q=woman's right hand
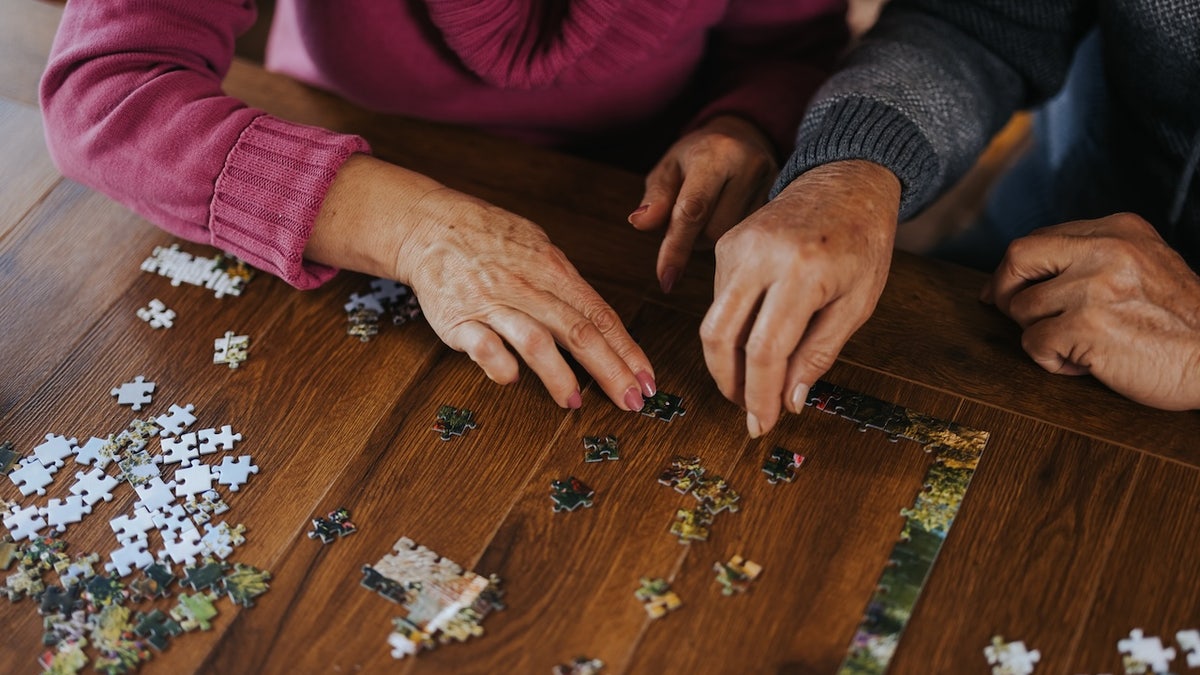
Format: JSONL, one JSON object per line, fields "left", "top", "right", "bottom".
{"left": 307, "top": 155, "right": 657, "bottom": 411}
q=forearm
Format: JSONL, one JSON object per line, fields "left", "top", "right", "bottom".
{"left": 40, "top": 0, "right": 369, "bottom": 289}
{"left": 775, "top": 0, "right": 1092, "bottom": 217}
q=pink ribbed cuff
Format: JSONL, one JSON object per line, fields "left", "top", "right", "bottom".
{"left": 209, "top": 115, "right": 372, "bottom": 289}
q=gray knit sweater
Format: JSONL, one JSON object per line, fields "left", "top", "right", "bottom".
{"left": 777, "top": 0, "right": 1200, "bottom": 266}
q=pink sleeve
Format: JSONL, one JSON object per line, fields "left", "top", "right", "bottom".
{"left": 39, "top": 0, "right": 371, "bottom": 289}
{"left": 689, "top": 0, "right": 849, "bottom": 158}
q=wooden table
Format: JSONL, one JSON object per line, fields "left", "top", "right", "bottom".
{"left": 3, "top": 2, "right": 1198, "bottom": 673}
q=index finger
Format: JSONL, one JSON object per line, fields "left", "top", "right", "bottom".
{"left": 986, "top": 234, "right": 1079, "bottom": 314}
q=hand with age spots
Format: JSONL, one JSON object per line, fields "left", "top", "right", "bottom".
{"left": 627, "top": 115, "right": 779, "bottom": 294}
{"left": 982, "top": 213, "right": 1200, "bottom": 410}
{"left": 306, "top": 155, "right": 657, "bottom": 412}
{"left": 700, "top": 159, "right": 900, "bottom": 437}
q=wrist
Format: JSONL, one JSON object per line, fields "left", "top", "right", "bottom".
{"left": 305, "top": 154, "right": 446, "bottom": 282}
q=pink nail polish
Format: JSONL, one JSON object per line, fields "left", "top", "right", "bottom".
{"left": 624, "top": 386, "right": 644, "bottom": 412}
{"left": 661, "top": 266, "right": 679, "bottom": 295}
{"left": 567, "top": 390, "right": 582, "bottom": 410}
{"left": 636, "top": 371, "right": 657, "bottom": 397}
{"left": 629, "top": 204, "right": 649, "bottom": 218}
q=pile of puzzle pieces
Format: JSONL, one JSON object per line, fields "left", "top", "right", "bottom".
{"left": 657, "top": 455, "right": 741, "bottom": 544}
{"left": 344, "top": 278, "right": 423, "bottom": 341}
{"left": 2, "top": 382, "right": 270, "bottom": 672}
{"left": 359, "top": 536, "right": 505, "bottom": 659}
{"left": 141, "top": 244, "right": 254, "bottom": 299}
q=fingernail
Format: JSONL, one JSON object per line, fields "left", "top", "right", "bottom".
{"left": 747, "top": 412, "right": 763, "bottom": 439}
{"left": 566, "top": 390, "right": 582, "bottom": 410}
{"left": 661, "top": 266, "right": 679, "bottom": 295}
{"left": 628, "top": 204, "right": 649, "bottom": 221}
{"left": 790, "top": 382, "right": 811, "bottom": 413}
{"left": 624, "top": 386, "right": 644, "bottom": 412}
{"left": 635, "top": 371, "right": 657, "bottom": 397}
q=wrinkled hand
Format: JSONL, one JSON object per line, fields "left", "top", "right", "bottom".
{"left": 982, "top": 213, "right": 1200, "bottom": 410}
{"left": 628, "top": 115, "right": 778, "bottom": 294}
{"left": 701, "top": 160, "right": 900, "bottom": 437}
{"left": 308, "top": 155, "right": 656, "bottom": 411}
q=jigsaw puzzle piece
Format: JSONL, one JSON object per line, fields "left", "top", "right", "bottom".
{"left": 69, "top": 468, "right": 120, "bottom": 507}
{"left": 3, "top": 503, "right": 48, "bottom": 541}
{"left": 158, "top": 527, "right": 205, "bottom": 567}
{"left": 155, "top": 404, "right": 197, "bottom": 437}
{"left": 173, "top": 461, "right": 217, "bottom": 497}
{"left": 110, "top": 376, "right": 156, "bottom": 411}
{"left": 33, "top": 434, "right": 78, "bottom": 468}
{"left": 215, "top": 455, "right": 258, "bottom": 491}
{"left": 105, "top": 537, "right": 155, "bottom": 577}
{"left": 133, "top": 609, "right": 183, "bottom": 651}
{"left": 9, "top": 458, "right": 56, "bottom": 496}
{"left": 133, "top": 476, "right": 178, "bottom": 513}
{"left": 40, "top": 496, "right": 93, "bottom": 533}
{"left": 196, "top": 425, "right": 242, "bottom": 454}
{"left": 110, "top": 507, "right": 157, "bottom": 544}
{"left": 72, "top": 436, "right": 112, "bottom": 470}
{"left": 159, "top": 433, "right": 199, "bottom": 465}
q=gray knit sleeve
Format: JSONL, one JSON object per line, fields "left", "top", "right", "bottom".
{"left": 774, "top": 1, "right": 1094, "bottom": 220}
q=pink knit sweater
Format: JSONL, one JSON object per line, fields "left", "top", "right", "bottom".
{"left": 41, "top": 0, "right": 846, "bottom": 288}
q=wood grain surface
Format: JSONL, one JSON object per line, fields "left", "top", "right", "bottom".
{"left": 1, "top": 2, "right": 1197, "bottom": 674}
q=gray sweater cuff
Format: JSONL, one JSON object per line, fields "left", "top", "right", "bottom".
{"left": 771, "top": 96, "right": 941, "bottom": 221}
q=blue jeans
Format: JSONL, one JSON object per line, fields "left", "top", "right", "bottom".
{"left": 932, "top": 31, "right": 1123, "bottom": 271}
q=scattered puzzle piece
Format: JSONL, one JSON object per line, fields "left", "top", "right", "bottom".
{"left": 136, "top": 298, "right": 176, "bottom": 329}
{"left": 640, "top": 391, "right": 686, "bottom": 422}
{"left": 308, "top": 508, "right": 356, "bottom": 544}
{"left": 33, "top": 434, "right": 77, "bottom": 469}
{"left": 433, "top": 405, "right": 477, "bottom": 441}
{"left": 9, "top": 458, "right": 56, "bottom": 497}
{"left": 213, "top": 331, "right": 250, "bottom": 368}
{"left": 713, "top": 555, "right": 762, "bottom": 595}
{"left": 181, "top": 560, "right": 229, "bottom": 594}
{"left": 158, "top": 527, "right": 204, "bottom": 566}
{"left": 159, "top": 433, "right": 200, "bottom": 465}
{"left": 133, "top": 608, "right": 183, "bottom": 651}
{"left": 128, "top": 563, "right": 176, "bottom": 602}
{"left": 669, "top": 507, "right": 712, "bottom": 544}
{"left": 69, "top": 468, "right": 119, "bottom": 507}
{"left": 692, "top": 476, "right": 740, "bottom": 515}
{"left": 657, "top": 456, "right": 704, "bottom": 494}
{"left": 174, "top": 461, "right": 217, "bottom": 497}
{"left": 199, "top": 521, "right": 246, "bottom": 560}
{"left": 1118, "top": 629, "right": 1175, "bottom": 674}
{"left": 984, "top": 635, "right": 1041, "bottom": 675}
{"left": 215, "top": 455, "right": 258, "bottom": 491}
{"left": 82, "top": 574, "right": 128, "bottom": 612}
{"left": 222, "top": 563, "right": 271, "bottom": 607}
{"left": 171, "top": 592, "right": 218, "bottom": 631}
{"left": 583, "top": 434, "right": 620, "bottom": 462}
{"left": 3, "top": 503, "right": 48, "bottom": 540}
{"left": 105, "top": 536, "right": 154, "bottom": 577}
{"left": 71, "top": 437, "right": 111, "bottom": 470}
{"left": 1177, "top": 629, "right": 1200, "bottom": 668}
{"left": 635, "top": 577, "right": 681, "bottom": 619}
{"left": 155, "top": 404, "right": 197, "bottom": 437}
{"left": 0, "top": 441, "right": 20, "bottom": 474}
{"left": 553, "top": 656, "right": 606, "bottom": 675}
{"left": 196, "top": 425, "right": 241, "bottom": 454}
{"left": 551, "top": 477, "right": 595, "bottom": 512}
{"left": 40, "top": 497, "right": 93, "bottom": 533}
{"left": 5, "top": 565, "right": 46, "bottom": 601}
{"left": 111, "top": 376, "right": 156, "bottom": 411}
{"left": 762, "top": 446, "right": 805, "bottom": 484}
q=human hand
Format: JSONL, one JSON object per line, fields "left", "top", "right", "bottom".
{"left": 982, "top": 213, "right": 1200, "bottom": 410}
{"left": 307, "top": 156, "right": 656, "bottom": 411}
{"left": 700, "top": 160, "right": 900, "bottom": 437}
{"left": 628, "top": 115, "right": 778, "bottom": 294}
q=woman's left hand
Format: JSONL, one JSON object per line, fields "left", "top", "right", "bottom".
{"left": 628, "top": 114, "right": 778, "bottom": 294}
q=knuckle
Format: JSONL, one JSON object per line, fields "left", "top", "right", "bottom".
{"left": 566, "top": 317, "right": 601, "bottom": 350}
{"left": 794, "top": 347, "right": 838, "bottom": 377}
{"left": 744, "top": 334, "right": 789, "bottom": 366}
{"left": 675, "top": 195, "right": 711, "bottom": 226}
{"left": 584, "top": 303, "right": 622, "bottom": 336}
